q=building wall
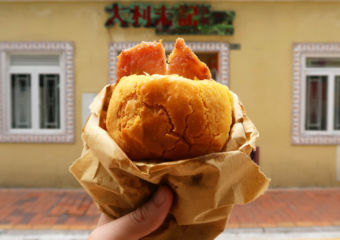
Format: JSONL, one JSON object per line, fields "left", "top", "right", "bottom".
{"left": 0, "top": 1, "right": 339, "bottom": 187}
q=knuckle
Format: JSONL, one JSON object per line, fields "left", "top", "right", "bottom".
{"left": 129, "top": 206, "right": 148, "bottom": 224}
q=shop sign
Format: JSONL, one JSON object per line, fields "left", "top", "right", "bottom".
{"left": 104, "top": 3, "right": 235, "bottom": 35}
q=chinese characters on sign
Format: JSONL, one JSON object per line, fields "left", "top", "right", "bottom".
{"left": 105, "top": 3, "right": 235, "bottom": 35}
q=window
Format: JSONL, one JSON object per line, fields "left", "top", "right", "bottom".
{"left": 0, "top": 42, "right": 74, "bottom": 143}
{"left": 10, "top": 55, "right": 61, "bottom": 131}
{"left": 292, "top": 43, "right": 340, "bottom": 144}
{"left": 109, "top": 41, "right": 230, "bottom": 85}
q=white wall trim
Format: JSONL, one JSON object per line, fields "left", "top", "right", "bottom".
{"left": 337, "top": 146, "right": 340, "bottom": 181}
{"left": 0, "top": 41, "right": 74, "bottom": 143}
{"left": 108, "top": 41, "right": 230, "bottom": 86}
{"left": 292, "top": 43, "right": 340, "bottom": 145}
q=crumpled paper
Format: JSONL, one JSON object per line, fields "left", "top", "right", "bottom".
{"left": 70, "top": 84, "right": 269, "bottom": 240}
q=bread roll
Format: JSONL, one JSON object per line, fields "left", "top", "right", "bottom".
{"left": 106, "top": 74, "right": 233, "bottom": 162}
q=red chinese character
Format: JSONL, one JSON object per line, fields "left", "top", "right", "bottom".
{"left": 178, "top": 5, "right": 189, "bottom": 26}
{"left": 200, "top": 5, "right": 210, "bottom": 25}
{"left": 131, "top": 5, "right": 152, "bottom": 27}
{"left": 132, "top": 5, "right": 142, "bottom": 26}
{"left": 105, "top": 3, "right": 128, "bottom": 27}
{"left": 155, "top": 6, "right": 172, "bottom": 27}
{"left": 143, "top": 6, "right": 152, "bottom": 27}
{"left": 178, "top": 5, "right": 198, "bottom": 26}
{"left": 188, "top": 6, "right": 198, "bottom": 26}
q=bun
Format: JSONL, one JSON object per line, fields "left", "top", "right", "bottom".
{"left": 106, "top": 74, "right": 233, "bottom": 161}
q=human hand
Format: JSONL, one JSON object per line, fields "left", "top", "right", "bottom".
{"left": 88, "top": 186, "right": 173, "bottom": 240}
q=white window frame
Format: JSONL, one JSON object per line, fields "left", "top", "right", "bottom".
{"left": 0, "top": 42, "right": 74, "bottom": 143}
{"left": 292, "top": 43, "right": 340, "bottom": 144}
{"left": 108, "top": 41, "right": 230, "bottom": 86}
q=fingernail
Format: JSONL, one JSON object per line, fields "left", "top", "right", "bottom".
{"left": 153, "top": 187, "right": 167, "bottom": 207}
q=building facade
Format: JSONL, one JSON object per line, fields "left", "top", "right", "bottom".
{"left": 1, "top": 0, "right": 340, "bottom": 188}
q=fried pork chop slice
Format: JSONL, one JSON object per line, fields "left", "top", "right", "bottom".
{"left": 167, "top": 38, "right": 212, "bottom": 80}
{"left": 116, "top": 41, "right": 166, "bottom": 82}
{"left": 116, "top": 38, "right": 211, "bottom": 82}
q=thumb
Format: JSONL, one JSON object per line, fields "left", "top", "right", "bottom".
{"left": 89, "top": 186, "right": 173, "bottom": 240}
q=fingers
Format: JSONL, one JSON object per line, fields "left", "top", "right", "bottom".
{"left": 88, "top": 186, "right": 173, "bottom": 240}
{"left": 122, "top": 186, "right": 173, "bottom": 238}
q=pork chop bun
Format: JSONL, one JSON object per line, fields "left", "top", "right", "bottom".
{"left": 106, "top": 39, "right": 233, "bottom": 162}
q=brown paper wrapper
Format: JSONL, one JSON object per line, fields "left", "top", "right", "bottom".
{"left": 70, "top": 84, "right": 270, "bottom": 240}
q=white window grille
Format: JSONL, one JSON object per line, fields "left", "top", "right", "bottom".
{"left": 292, "top": 43, "right": 340, "bottom": 144}
{"left": 0, "top": 42, "right": 74, "bottom": 143}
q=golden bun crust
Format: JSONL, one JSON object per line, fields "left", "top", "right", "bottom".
{"left": 106, "top": 74, "right": 233, "bottom": 162}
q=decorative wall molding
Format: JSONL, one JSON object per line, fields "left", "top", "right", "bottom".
{"left": 292, "top": 42, "right": 340, "bottom": 145}
{"left": 1, "top": 0, "right": 338, "bottom": 2}
{"left": 109, "top": 41, "right": 230, "bottom": 86}
{"left": 0, "top": 41, "right": 74, "bottom": 143}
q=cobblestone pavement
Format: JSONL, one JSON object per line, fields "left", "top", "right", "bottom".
{"left": 0, "top": 188, "right": 339, "bottom": 231}
{"left": 228, "top": 188, "right": 340, "bottom": 229}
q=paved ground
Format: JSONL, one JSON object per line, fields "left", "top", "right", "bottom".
{"left": 228, "top": 188, "right": 340, "bottom": 228}
{"left": 217, "top": 227, "right": 340, "bottom": 240}
{"left": 0, "top": 188, "right": 340, "bottom": 239}
{"left": 0, "top": 229, "right": 90, "bottom": 240}
{"left": 0, "top": 189, "right": 97, "bottom": 230}
{"left": 1, "top": 227, "right": 340, "bottom": 240}
{"left": 1, "top": 188, "right": 340, "bottom": 230}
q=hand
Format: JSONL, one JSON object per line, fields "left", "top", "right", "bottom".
{"left": 88, "top": 186, "right": 173, "bottom": 240}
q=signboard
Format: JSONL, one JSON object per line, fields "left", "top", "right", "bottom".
{"left": 105, "top": 3, "right": 235, "bottom": 35}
